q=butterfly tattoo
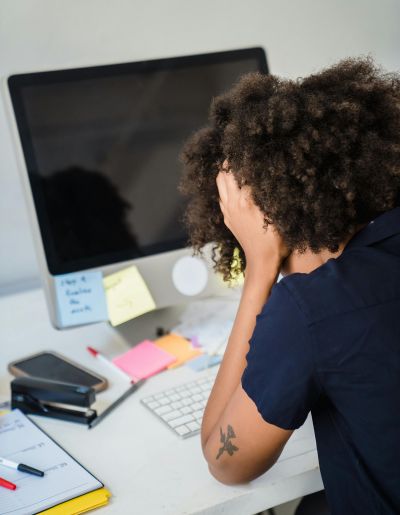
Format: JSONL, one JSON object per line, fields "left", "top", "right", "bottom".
{"left": 216, "top": 424, "right": 239, "bottom": 460}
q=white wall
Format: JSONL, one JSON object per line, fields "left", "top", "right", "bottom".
{"left": 1, "top": 0, "right": 399, "bottom": 294}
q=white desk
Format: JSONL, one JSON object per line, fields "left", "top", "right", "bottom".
{"left": 0, "top": 288, "right": 323, "bottom": 514}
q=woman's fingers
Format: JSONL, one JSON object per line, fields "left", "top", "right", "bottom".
{"left": 223, "top": 170, "right": 240, "bottom": 197}
{"left": 219, "top": 200, "right": 231, "bottom": 229}
{"left": 217, "top": 169, "right": 242, "bottom": 204}
{"left": 216, "top": 172, "right": 228, "bottom": 206}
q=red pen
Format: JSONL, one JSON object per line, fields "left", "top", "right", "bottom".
{"left": 0, "top": 476, "right": 17, "bottom": 490}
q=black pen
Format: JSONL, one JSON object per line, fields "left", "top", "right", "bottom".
{"left": 0, "top": 457, "right": 44, "bottom": 477}
{"left": 88, "top": 379, "right": 146, "bottom": 429}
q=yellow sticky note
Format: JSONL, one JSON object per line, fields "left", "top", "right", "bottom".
{"left": 103, "top": 265, "right": 156, "bottom": 326}
{"left": 155, "top": 333, "right": 202, "bottom": 369}
{"left": 38, "top": 487, "right": 111, "bottom": 514}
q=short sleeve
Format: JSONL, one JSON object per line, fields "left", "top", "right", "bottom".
{"left": 241, "top": 281, "right": 320, "bottom": 430}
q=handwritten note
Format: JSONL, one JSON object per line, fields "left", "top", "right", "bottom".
{"left": 54, "top": 271, "right": 108, "bottom": 327}
{"left": 103, "top": 265, "right": 156, "bottom": 326}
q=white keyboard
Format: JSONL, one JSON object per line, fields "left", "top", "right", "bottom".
{"left": 141, "top": 374, "right": 216, "bottom": 438}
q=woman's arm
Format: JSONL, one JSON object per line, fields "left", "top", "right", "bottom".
{"left": 201, "top": 261, "right": 279, "bottom": 449}
{"left": 200, "top": 169, "right": 291, "bottom": 483}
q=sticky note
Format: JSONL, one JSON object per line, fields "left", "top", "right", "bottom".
{"left": 186, "top": 353, "right": 222, "bottom": 372}
{"left": 190, "top": 335, "right": 202, "bottom": 348}
{"left": 112, "top": 340, "right": 176, "bottom": 380}
{"left": 155, "top": 333, "right": 202, "bottom": 369}
{"left": 103, "top": 265, "right": 156, "bottom": 326}
{"left": 54, "top": 271, "right": 108, "bottom": 327}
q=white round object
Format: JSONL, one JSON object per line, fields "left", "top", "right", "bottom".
{"left": 172, "top": 256, "right": 208, "bottom": 296}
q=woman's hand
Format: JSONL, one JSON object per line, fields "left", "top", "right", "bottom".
{"left": 216, "top": 166, "right": 288, "bottom": 270}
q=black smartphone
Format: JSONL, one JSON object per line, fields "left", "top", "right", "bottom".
{"left": 8, "top": 351, "right": 108, "bottom": 392}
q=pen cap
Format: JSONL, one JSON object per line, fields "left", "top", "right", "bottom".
{"left": 11, "top": 377, "right": 96, "bottom": 407}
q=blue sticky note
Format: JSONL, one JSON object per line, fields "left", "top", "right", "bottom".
{"left": 186, "top": 354, "right": 222, "bottom": 372}
{"left": 54, "top": 271, "right": 108, "bottom": 327}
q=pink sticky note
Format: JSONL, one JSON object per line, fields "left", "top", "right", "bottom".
{"left": 112, "top": 340, "right": 176, "bottom": 380}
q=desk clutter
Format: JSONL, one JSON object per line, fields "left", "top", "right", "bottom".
{"left": 0, "top": 410, "right": 111, "bottom": 514}
{"left": 1, "top": 291, "right": 241, "bottom": 514}
{"left": 7, "top": 288, "right": 240, "bottom": 429}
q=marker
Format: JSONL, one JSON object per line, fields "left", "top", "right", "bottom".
{"left": 87, "top": 346, "right": 139, "bottom": 383}
{"left": 0, "top": 457, "right": 44, "bottom": 477}
{"left": 0, "top": 477, "right": 16, "bottom": 490}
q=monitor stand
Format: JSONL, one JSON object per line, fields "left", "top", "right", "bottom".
{"left": 112, "top": 302, "right": 189, "bottom": 346}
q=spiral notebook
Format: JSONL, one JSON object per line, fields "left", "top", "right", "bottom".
{"left": 0, "top": 410, "right": 107, "bottom": 515}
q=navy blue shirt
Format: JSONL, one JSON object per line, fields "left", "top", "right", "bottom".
{"left": 242, "top": 207, "right": 400, "bottom": 514}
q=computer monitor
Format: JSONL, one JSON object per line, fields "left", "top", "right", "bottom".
{"left": 5, "top": 47, "right": 268, "bottom": 329}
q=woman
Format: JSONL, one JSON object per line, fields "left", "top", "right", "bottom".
{"left": 180, "top": 57, "right": 400, "bottom": 514}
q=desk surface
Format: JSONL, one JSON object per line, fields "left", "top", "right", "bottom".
{"left": 0, "top": 288, "right": 323, "bottom": 515}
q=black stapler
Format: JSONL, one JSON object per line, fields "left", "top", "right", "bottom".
{"left": 11, "top": 376, "right": 97, "bottom": 425}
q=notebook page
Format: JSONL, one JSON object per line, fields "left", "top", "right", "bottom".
{"left": 0, "top": 410, "right": 102, "bottom": 515}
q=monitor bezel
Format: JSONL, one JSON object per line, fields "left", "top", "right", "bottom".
{"left": 7, "top": 47, "right": 268, "bottom": 275}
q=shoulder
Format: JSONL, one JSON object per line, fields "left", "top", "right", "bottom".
{"left": 251, "top": 279, "right": 310, "bottom": 353}
{"left": 278, "top": 247, "right": 399, "bottom": 325}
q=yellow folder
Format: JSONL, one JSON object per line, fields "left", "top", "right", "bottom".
{"left": 38, "top": 487, "right": 111, "bottom": 514}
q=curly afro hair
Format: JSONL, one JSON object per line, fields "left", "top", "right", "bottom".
{"left": 179, "top": 57, "right": 400, "bottom": 281}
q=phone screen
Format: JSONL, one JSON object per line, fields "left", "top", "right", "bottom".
{"left": 13, "top": 353, "right": 103, "bottom": 387}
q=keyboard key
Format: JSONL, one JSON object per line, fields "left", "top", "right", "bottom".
{"left": 187, "top": 421, "right": 200, "bottom": 431}
{"left": 155, "top": 405, "right": 172, "bottom": 415}
{"left": 193, "top": 410, "right": 203, "bottom": 419}
{"left": 162, "top": 410, "right": 182, "bottom": 422}
{"left": 147, "top": 401, "right": 160, "bottom": 409}
{"left": 176, "top": 425, "right": 191, "bottom": 436}
{"left": 170, "top": 394, "right": 181, "bottom": 401}
{"left": 159, "top": 397, "right": 170, "bottom": 405}
{"left": 181, "top": 406, "right": 192, "bottom": 415}
{"left": 169, "top": 414, "right": 195, "bottom": 428}
{"left": 171, "top": 401, "right": 183, "bottom": 409}
{"left": 192, "top": 394, "right": 203, "bottom": 402}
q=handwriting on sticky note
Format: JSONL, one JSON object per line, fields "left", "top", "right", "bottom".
{"left": 54, "top": 271, "right": 108, "bottom": 327}
{"left": 103, "top": 265, "right": 156, "bottom": 326}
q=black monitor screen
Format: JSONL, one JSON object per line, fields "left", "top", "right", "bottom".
{"left": 8, "top": 48, "right": 268, "bottom": 274}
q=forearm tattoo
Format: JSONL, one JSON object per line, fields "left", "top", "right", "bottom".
{"left": 216, "top": 424, "right": 239, "bottom": 460}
